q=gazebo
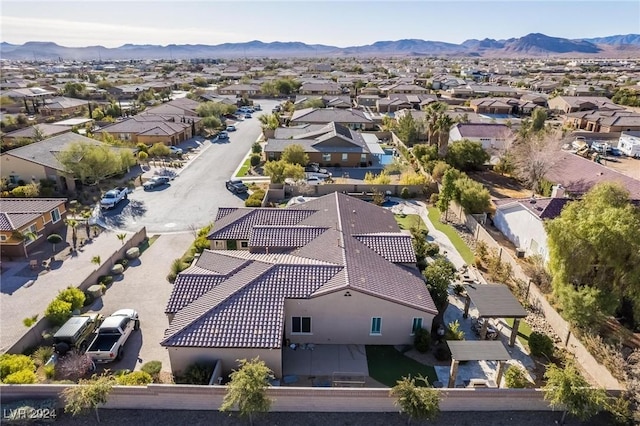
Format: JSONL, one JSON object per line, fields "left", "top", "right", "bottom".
{"left": 447, "top": 340, "right": 511, "bottom": 388}
{"left": 463, "top": 284, "right": 528, "bottom": 347}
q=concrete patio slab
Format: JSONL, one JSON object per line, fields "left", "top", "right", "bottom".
{"left": 283, "top": 344, "right": 369, "bottom": 377}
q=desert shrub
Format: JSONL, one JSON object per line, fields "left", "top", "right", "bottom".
{"left": 115, "top": 258, "right": 129, "bottom": 269}
{"left": 430, "top": 161, "right": 450, "bottom": 181}
{"left": 414, "top": 328, "right": 432, "bottom": 353}
{"left": 429, "top": 193, "right": 439, "bottom": 204}
{"left": 43, "top": 364, "right": 56, "bottom": 379}
{"left": 434, "top": 345, "right": 451, "bottom": 361}
{"left": 581, "top": 333, "right": 627, "bottom": 382}
{"left": 98, "top": 275, "right": 113, "bottom": 285}
{"left": 504, "top": 365, "right": 530, "bottom": 388}
{"left": 141, "top": 361, "right": 162, "bottom": 381}
{"left": 44, "top": 299, "right": 72, "bottom": 326}
{"left": 57, "top": 287, "right": 85, "bottom": 311}
{"left": 83, "top": 291, "right": 95, "bottom": 307}
{"left": 167, "top": 258, "right": 188, "bottom": 283}
{"left": 116, "top": 371, "right": 153, "bottom": 386}
{"left": 528, "top": 332, "right": 554, "bottom": 358}
{"left": 0, "top": 354, "right": 35, "bottom": 380}
{"left": 245, "top": 189, "right": 265, "bottom": 207}
{"left": 522, "top": 255, "right": 552, "bottom": 293}
{"left": 250, "top": 154, "right": 261, "bottom": 167}
{"left": 400, "top": 187, "right": 410, "bottom": 199}
{"left": 425, "top": 242, "right": 440, "bottom": 257}
{"left": 251, "top": 142, "right": 262, "bottom": 154}
{"left": 179, "top": 362, "right": 213, "bottom": 385}
{"left": 3, "top": 369, "right": 38, "bottom": 384}
{"left": 445, "top": 320, "right": 465, "bottom": 341}
{"left": 192, "top": 236, "right": 209, "bottom": 254}
{"left": 55, "top": 351, "right": 94, "bottom": 381}
{"left": 32, "top": 346, "right": 54, "bottom": 367}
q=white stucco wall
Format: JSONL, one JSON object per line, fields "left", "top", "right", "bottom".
{"left": 167, "top": 346, "right": 282, "bottom": 378}
{"left": 494, "top": 205, "right": 549, "bottom": 261}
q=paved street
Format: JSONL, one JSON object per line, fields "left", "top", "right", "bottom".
{"left": 100, "top": 99, "right": 281, "bottom": 234}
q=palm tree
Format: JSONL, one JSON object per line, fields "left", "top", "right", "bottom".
{"left": 65, "top": 218, "right": 79, "bottom": 249}
{"left": 423, "top": 102, "right": 447, "bottom": 145}
{"left": 116, "top": 233, "right": 127, "bottom": 245}
{"left": 435, "top": 114, "right": 454, "bottom": 158}
{"left": 91, "top": 256, "right": 101, "bottom": 267}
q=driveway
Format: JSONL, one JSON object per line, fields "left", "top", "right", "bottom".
{"left": 88, "top": 232, "right": 193, "bottom": 374}
{"left": 99, "top": 99, "right": 281, "bottom": 234}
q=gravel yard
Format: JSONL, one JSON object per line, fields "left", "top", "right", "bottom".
{"left": 49, "top": 409, "right": 614, "bottom": 425}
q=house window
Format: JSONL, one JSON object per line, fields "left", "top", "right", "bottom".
{"left": 51, "top": 208, "right": 61, "bottom": 223}
{"left": 360, "top": 154, "right": 368, "bottom": 162}
{"left": 291, "top": 316, "right": 311, "bottom": 334}
{"left": 341, "top": 153, "right": 348, "bottom": 162}
{"left": 411, "top": 318, "right": 423, "bottom": 335}
{"left": 240, "top": 241, "right": 248, "bottom": 248}
{"left": 0, "top": 235, "right": 6, "bottom": 241}
{"left": 322, "top": 153, "right": 331, "bottom": 162}
{"left": 371, "top": 317, "right": 382, "bottom": 335}
{"left": 23, "top": 224, "right": 38, "bottom": 245}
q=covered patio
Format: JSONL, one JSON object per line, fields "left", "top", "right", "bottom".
{"left": 282, "top": 344, "right": 369, "bottom": 386}
{"left": 463, "top": 284, "right": 528, "bottom": 346}
{"left": 446, "top": 340, "right": 511, "bottom": 388}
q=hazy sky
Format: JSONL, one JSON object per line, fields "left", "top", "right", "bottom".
{"left": 2, "top": 0, "right": 639, "bottom": 48}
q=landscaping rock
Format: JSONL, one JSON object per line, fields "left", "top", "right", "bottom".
{"left": 126, "top": 247, "right": 140, "bottom": 260}
{"left": 111, "top": 263, "right": 124, "bottom": 275}
{"left": 87, "top": 284, "right": 103, "bottom": 299}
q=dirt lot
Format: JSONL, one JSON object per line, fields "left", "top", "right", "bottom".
{"left": 467, "top": 171, "right": 531, "bottom": 200}
{"left": 599, "top": 156, "right": 640, "bottom": 180}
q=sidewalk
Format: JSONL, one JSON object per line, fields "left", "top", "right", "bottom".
{"left": 387, "top": 198, "right": 467, "bottom": 269}
{"left": 0, "top": 228, "right": 131, "bottom": 352}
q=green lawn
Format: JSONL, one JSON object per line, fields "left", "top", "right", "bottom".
{"left": 236, "top": 157, "right": 252, "bottom": 177}
{"left": 427, "top": 207, "right": 475, "bottom": 264}
{"left": 366, "top": 345, "right": 438, "bottom": 387}
{"left": 394, "top": 214, "right": 426, "bottom": 231}
{"left": 505, "top": 318, "right": 533, "bottom": 348}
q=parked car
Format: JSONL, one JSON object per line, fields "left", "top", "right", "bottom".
{"left": 245, "top": 113, "right": 252, "bottom": 119}
{"left": 306, "top": 176, "right": 322, "bottom": 186}
{"left": 85, "top": 309, "right": 139, "bottom": 364}
{"left": 305, "top": 162, "right": 329, "bottom": 175}
{"left": 226, "top": 179, "right": 248, "bottom": 194}
{"left": 143, "top": 176, "right": 170, "bottom": 190}
{"left": 253, "top": 104, "right": 261, "bottom": 111}
{"left": 53, "top": 313, "right": 104, "bottom": 355}
{"left": 169, "top": 146, "right": 183, "bottom": 155}
{"left": 100, "top": 187, "right": 128, "bottom": 210}
{"left": 226, "top": 125, "right": 236, "bottom": 132}
{"left": 218, "top": 131, "right": 229, "bottom": 139}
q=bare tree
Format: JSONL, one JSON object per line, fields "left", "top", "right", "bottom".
{"left": 510, "top": 129, "right": 563, "bottom": 194}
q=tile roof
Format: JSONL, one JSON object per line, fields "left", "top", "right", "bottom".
{"left": 494, "top": 197, "right": 572, "bottom": 220}
{"left": 353, "top": 233, "right": 416, "bottom": 263}
{"left": 290, "top": 108, "right": 373, "bottom": 124}
{"left": 2, "top": 133, "right": 104, "bottom": 171}
{"left": 164, "top": 192, "right": 437, "bottom": 349}
{"left": 0, "top": 198, "right": 66, "bottom": 230}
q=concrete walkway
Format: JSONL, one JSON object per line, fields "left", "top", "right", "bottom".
{"left": 0, "top": 228, "right": 130, "bottom": 352}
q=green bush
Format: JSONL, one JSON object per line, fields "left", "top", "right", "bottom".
{"left": 44, "top": 299, "right": 72, "bottom": 326}
{"left": 429, "top": 193, "right": 439, "bottom": 204}
{"left": 414, "top": 327, "right": 432, "bottom": 353}
{"left": 43, "top": 364, "right": 56, "bottom": 379}
{"left": 98, "top": 275, "right": 113, "bottom": 285}
{"left": 430, "top": 161, "right": 450, "bottom": 181}
{"left": 179, "top": 362, "right": 213, "bottom": 385}
{"left": 115, "top": 258, "right": 129, "bottom": 269}
{"left": 116, "top": 371, "right": 153, "bottom": 385}
{"left": 504, "top": 365, "right": 529, "bottom": 388}
{"left": 252, "top": 142, "right": 262, "bottom": 154}
{"left": 0, "top": 354, "right": 35, "bottom": 380}
{"left": 445, "top": 140, "right": 489, "bottom": 171}
{"left": 57, "top": 287, "right": 85, "bottom": 311}
{"left": 250, "top": 154, "right": 261, "bottom": 167}
{"left": 425, "top": 242, "right": 440, "bottom": 257}
{"left": 83, "top": 291, "right": 95, "bottom": 307}
{"left": 141, "top": 361, "right": 162, "bottom": 381}
{"left": 3, "top": 369, "right": 38, "bottom": 384}
{"left": 400, "top": 187, "right": 410, "bottom": 199}
{"left": 245, "top": 190, "right": 265, "bottom": 207}
{"left": 528, "top": 332, "right": 554, "bottom": 358}
{"left": 193, "top": 236, "right": 209, "bottom": 254}
{"left": 445, "top": 320, "right": 465, "bottom": 341}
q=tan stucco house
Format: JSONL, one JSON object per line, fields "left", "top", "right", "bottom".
{"left": 0, "top": 198, "right": 67, "bottom": 259}
{"left": 161, "top": 193, "right": 438, "bottom": 378}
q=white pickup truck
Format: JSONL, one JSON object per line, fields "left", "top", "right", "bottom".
{"left": 100, "top": 187, "right": 128, "bottom": 210}
{"left": 85, "top": 309, "right": 139, "bottom": 364}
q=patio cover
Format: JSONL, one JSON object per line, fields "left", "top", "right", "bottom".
{"left": 463, "top": 283, "right": 527, "bottom": 347}
{"left": 361, "top": 133, "right": 385, "bottom": 155}
{"left": 446, "top": 340, "right": 511, "bottom": 388}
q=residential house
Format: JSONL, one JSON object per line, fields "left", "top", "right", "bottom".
{"left": 265, "top": 122, "right": 372, "bottom": 167}
{"left": 2, "top": 124, "right": 72, "bottom": 147}
{"left": 449, "top": 123, "right": 511, "bottom": 150}
{"left": 1, "top": 133, "right": 107, "bottom": 192}
{"left": 376, "top": 94, "right": 438, "bottom": 113}
{"left": 161, "top": 192, "right": 438, "bottom": 377}
{"left": 469, "top": 98, "right": 512, "bottom": 115}
{"left": 493, "top": 195, "right": 571, "bottom": 262}
{"left": 294, "top": 95, "right": 352, "bottom": 109}
{"left": 299, "top": 82, "right": 342, "bottom": 96}
{"left": 289, "top": 108, "right": 375, "bottom": 130}
{"left": 548, "top": 96, "right": 621, "bottom": 115}
{"left": 564, "top": 110, "right": 640, "bottom": 133}
{"left": 0, "top": 198, "right": 67, "bottom": 259}
{"left": 217, "top": 84, "right": 261, "bottom": 97}
{"left": 40, "top": 97, "right": 89, "bottom": 118}
{"left": 380, "top": 83, "right": 430, "bottom": 95}
{"left": 94, "top": 115, "right": 198, "bottom": 146}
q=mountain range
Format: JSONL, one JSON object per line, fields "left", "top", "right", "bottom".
{"left": 1, "top": 33, "right": 639, "bottom": 60}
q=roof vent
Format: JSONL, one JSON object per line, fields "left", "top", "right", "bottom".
{"left": 529, "top": 197, "right": 536, "bottom": 204}
{"left": 352, "top": 210, "right": 356, "bottom": 214}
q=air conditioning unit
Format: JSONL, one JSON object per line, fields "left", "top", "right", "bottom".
{"left": 515, "top": 248, "right": 526, "bottom": 258}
